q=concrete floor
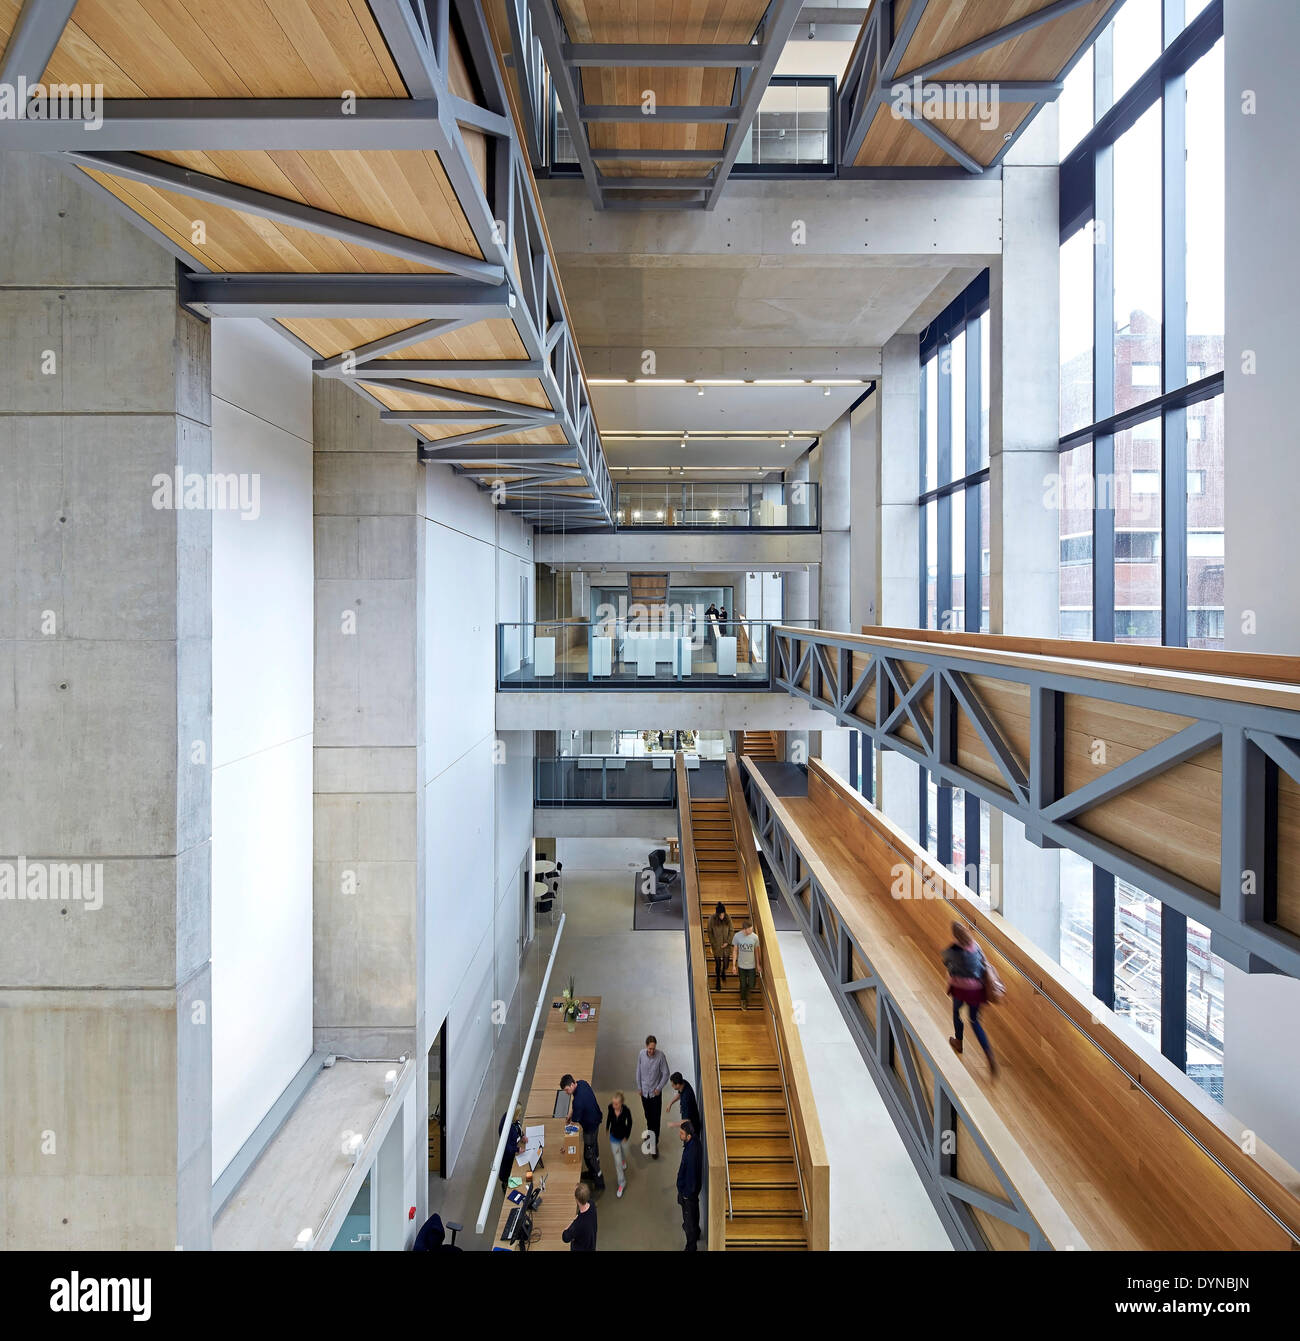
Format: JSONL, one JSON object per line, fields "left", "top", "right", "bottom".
{"left": 429, "top": 867, "right": 696, "bottom": 1251}
{"left": 779, "top": 930, "right": 952, "bottom": 1251}
{"left": 428, "top": 865, "right": 950, "bottom": 1252}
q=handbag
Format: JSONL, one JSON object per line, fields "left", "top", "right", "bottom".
{"left": 982, "top": 961, "right": 1006, "bottom": 1006}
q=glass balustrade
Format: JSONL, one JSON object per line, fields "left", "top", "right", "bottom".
{"left": 497, "top": 618, "right": 814, "bottom": 689}
{"left": 534, "top": 756, "right": 680, "bottom": 806}
{"left": 612, "top": 481, "right": 819, "bottom": 530}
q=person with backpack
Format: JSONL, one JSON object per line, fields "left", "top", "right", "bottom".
{"left": 942, "top": 920, "right": 999, "bottom": 1075}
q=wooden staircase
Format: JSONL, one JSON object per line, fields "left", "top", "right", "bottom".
{"left": 628, "top": 572, "right": 669, "bottom": 616}
{"left": 688, "top": 795, "right": 807, "bottom": 1250}
{"left": 739, "top": 731, "right": 779, "bottom": 761}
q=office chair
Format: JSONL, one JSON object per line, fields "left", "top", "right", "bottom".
{"left": 648, "top": 849, "right": 678, "bottom": 887}
{"left": 536, "top": 893, "right": 556, "bottom": 925}
{"left": 446, "top": 1220, "right": 463, "bottom": 1248}
{"left": 640, "top": 866, "right": 672, "bottom": 905}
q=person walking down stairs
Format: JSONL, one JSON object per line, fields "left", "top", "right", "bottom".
{"left": 730, "top": 917, "right": 762, "bottom": 1010}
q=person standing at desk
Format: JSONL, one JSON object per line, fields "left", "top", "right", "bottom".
{"left": 667, "top": 1071, "right": 700, "bottom": 1136}
{"left": 561, "top": 1073, "right": 605, "bottom": 1190}
{"left": 561, "top": 1183, "right": 598, "bottom": 1251}
{"left": 677, "top": 1121, "right": 702, "bottom": 1251}
{"left": 636, "top": 1035, "right": 671, "bottom": 1158}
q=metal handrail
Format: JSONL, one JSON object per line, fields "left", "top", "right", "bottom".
{"left": 708, "top": 993, "right": 733, "bottom": 1219}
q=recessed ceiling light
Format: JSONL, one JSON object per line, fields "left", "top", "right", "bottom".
{"left": 752, "top": 378, "right": 808, "bottom": 386}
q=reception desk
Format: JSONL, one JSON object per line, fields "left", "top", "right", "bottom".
{"left": 492, "top": 1117, "right": 584, "bottom": 1251}
{"left": 522, "top": 994, "right": 602, "bottom": 1122}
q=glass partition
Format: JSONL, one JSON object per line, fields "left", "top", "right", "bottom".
{"left": 535, "top": 756, "right": 678, "bottom": 807}
{"left": 498, "top": 619, "right": 812, "bottom": 689}
{"left": 613, "top": 481, "right": 819, "bottom": 530}
{"left": 734, "top": 78, "right": 834, "bottom": 168}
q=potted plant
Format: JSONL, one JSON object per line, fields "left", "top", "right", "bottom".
{"left": 564, "top": 999, "right": 579, "bottom": 1033}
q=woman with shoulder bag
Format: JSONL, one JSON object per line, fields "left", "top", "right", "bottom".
{"left": 941, "top": 921, "right": 998, "bottom": 1075}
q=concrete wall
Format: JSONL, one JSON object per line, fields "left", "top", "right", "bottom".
{"left": 209, "top": 320, "right": 315, "bottom": 1183}
{"left": 1220, "top": 0, "right": 1300, "bottom": 1170}
{"left": 312, "top": 379, "right": 538, "bottom": 1236}
{"left": 0, "top": 153, "right": 212, "bottom": 1248}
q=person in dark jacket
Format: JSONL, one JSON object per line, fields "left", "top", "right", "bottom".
{"left": 667, "top": 1071, "right": 700, "bottom": 1136}
{"left": 676, "top": 1121, "right": 703, "bottom": 1251}
{"left": 706, "top": 902, "right": 733, "bottom": 992}
{"left": 561, "top": 1183, "right": 598, "bottom": 1251}
{"left": 606, "top": 1091, "right": 633, "bottom": 1198}
{"left": 561, "top": 1073, "right": 605, "bottom": 1189}
{"left": 943, "top": 920, "right": 997, "bottom": 1074}
{"left": 497, "top": 1103, "right": 523, "bottom": 1192}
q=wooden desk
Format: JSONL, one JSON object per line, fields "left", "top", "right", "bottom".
{"left": 522, "top": 994, "right": 602, "bottom": 1123}
{"left": 492, "top": 1118, "right": 584, "bottom": 1252}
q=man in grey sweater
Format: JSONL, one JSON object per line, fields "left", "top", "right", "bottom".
{"left": 635, "top": 1034, "right": 671, "bottom": 1158}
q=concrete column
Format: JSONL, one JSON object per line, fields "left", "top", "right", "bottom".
{"left": 817, "top": 412, "right": 853, "bottom": 775}
{"left": 0, "top": 153, "right": 213, "bottom": 1248}
{"left": 987, "top": 116, "right": 1062, "bottom": 953}
{"left": 874, "top": 334, "right": 922, "bottom": 838}
{"left": 312, "top": 377, "right": 424, "bottom": 1065}
{"left": 1220, "top": 0, "right": 1300, "bottom": 1169}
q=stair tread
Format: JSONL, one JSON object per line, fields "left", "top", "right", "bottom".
{"left": 726, "top": 1160, "right": 799, "bottom": 1186}
{"left": 730, "top": 1186, "right": 804, "bottom": 1214}
{"left": 724, "top": 1215, "right": 807, "bottom": 1245}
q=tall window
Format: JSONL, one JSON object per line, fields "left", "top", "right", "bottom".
{"left": 918, "top": 274, "right": 990, "bottom": 634}
{"left": 916, "top": 278, "right": 992, "bottom": 898}
{"left": 1055, "top": 1, "right": 1226, "bottom": 1095}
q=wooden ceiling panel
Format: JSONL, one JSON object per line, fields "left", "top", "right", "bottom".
{"left": 40, "top": 0, "right": 407, "bottom": 97}
{"left": 79, "top": 165, "right": 440, "bottom": 273}
{"left": 856, "top": 105, "right": 951, "bottom": 168}
{"left": 557, "top": 0, "right": 770, "bottom": 43}
{"left": 415, "top": 421, "right": 568, "bottom": 444}
{"left": 941, "top": 102, "right": 1037, "bottom": 166}
{"left": 278, "top": 316, "right": 530, "bottom": 361}
{"left": 938, "top": 1, "right": 1114, "bottom": 82}
{"left": 144, "top": 150, "right": 485, "bottom": 261}
{"left": 367, "top": 382, "right": 553, "bottom": 414}
{"left": 895, "top": 0, "right": 1113, "bottom": 82}
{"left": 577, "top": 66, "right": 739, "bottom": 107}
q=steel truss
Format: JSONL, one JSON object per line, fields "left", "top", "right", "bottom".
{"left": 1, "top": 0, "right": 611, "bottom": 524}
{"left": 516, "top": 0, "right": 803, "bottom": 210}
{"left": 772, "top": 628, "right": 1300, "bottom": 981}
{"left": 740, "top": 769, "right": 1051, "bottom": 1250}
{"left": 837, "top": 0, "right": 1124, "bottom": 175}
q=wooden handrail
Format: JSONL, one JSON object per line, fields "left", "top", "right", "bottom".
{"left": 768, "top": 755, "right": 1300, "bottom": 1247}
{"left": 773, "top": 624, "right": 1300, "bottom": 712}
{"left": 725, "top": 754, "right": 831, "bottom": 1251}
{"left": 675, "top": 752, "right": 730, "bottom": 1249}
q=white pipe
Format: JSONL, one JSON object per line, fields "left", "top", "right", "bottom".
{"left": 473, "top": 911, "right": 567, "bottom": 1234}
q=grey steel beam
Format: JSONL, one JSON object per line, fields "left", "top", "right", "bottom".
{"left": 595, "top": 176, "right": 715, "bottom": 191}
{"left": 312, "top": 316, "right": 484, "bottom": 372}
{"left": 338, "top": 358, "right": 544, "bottom": 379}
{"left": 449, "top": 95, "right": 514, "bottom": 138}
{"left": 178, "top": 273, "right": 513, "bottom": 320}
{"left": 589, "top": 147, "right": 723, "bottom": 161}
{"left": 895, "top": 107, "right": 985, "bottom": 174}
{"left": 771, "top": 629, "right": 1300, "bottom": 981}
{"left": 0, "top": 99, "right": 446, "bottom": 150}
{"left": 604, "top": 196, "right": 707, "bottom": 210}
{"left": 420, "top": 442, "right": 574, "bottom": 462}
{"left": 370, "top": 0, "right": 443, "bottom": 97}
{"left": 64, "top": 150, "right": 504, "bottom": 283}
{"left": 526, "top": 0, "right": 605, "bottom": 209}
{"left": 0, "top": 0, "right": 77, "bottom": 82}
{"left": 1042, "top": 721, "right": 1222, "bottom": 825}
{"left": 705, "top": 0, "right": 805, "bottom": 209}
{"left": 562, "top": 43, "right": 763, "bottom": 67}
{"left": 381, "top": 410, "right": 559, "bottom": 426}
{"left": 840, "top": 0, "right": 931, "bottom": 165}
{"left": 902, "top": 0, "right": 1101, "bottom": 83}
{"left": 885, "top": 79, "right": 1065, "bottom": 102}
{"left": 360, "top": 381, "right": 551, "bottom": 415}
{"left": 581, "top": 103, "right": 742, "bottom": 122}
